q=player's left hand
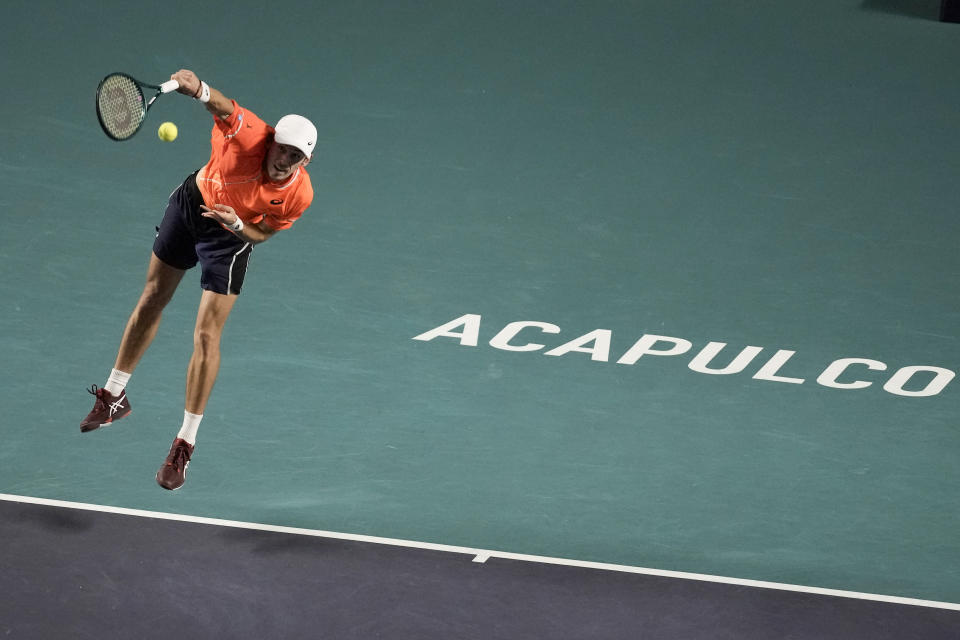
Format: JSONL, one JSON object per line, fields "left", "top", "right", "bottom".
{"left": 200, "top": 204, "right": 239, "bottom": 226}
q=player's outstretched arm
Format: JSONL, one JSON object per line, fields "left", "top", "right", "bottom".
{"left": 169, "top": 69, "right": 234, "bottom": 119}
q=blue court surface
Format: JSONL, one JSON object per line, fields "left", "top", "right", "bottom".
{"left": 1, "top": 1, "right": 959, "bottom": 637}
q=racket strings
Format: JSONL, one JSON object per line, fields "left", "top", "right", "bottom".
{"left": 97, "top": 74, "right": 145, "bottom": 140}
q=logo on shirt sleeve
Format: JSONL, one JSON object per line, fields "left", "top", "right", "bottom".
{"left": 270, "top": 199, "right": 284, "bottom": 205}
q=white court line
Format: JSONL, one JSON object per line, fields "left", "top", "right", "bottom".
{"left": 2, "top": 492, "right": 958, "bottom": 612}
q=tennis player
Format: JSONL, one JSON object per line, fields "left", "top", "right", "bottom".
{"left": 80, "top": 69, "right": 316, "bottom": 490}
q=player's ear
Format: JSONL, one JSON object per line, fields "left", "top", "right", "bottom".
{"left": 302, "top": 156, "right": 311, "bottom": 167}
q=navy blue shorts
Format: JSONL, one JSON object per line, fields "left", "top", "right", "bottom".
{"left": 153, "top": 171, "right": 253, "bottom": 295}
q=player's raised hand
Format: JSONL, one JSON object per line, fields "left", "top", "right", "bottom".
{"left": 170, "top": 69, "right": 202, "bottom": 98}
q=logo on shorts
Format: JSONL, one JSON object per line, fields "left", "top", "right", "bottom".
{"left": 270, "top": 199, "right": 284, "bottom": 205}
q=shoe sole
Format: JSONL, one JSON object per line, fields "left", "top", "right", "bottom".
{"left": 156, "top": 473, "right": 185, "bottom": 491}
{"left": 156, "top": 463, "right": 188, "bottom": 491}
{"left": 80, "top": 411, "right": 131, "bottom": 433}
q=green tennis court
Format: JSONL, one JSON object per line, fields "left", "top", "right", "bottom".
{"left": 1, "top": 1, "right": 958, "bottom": 633}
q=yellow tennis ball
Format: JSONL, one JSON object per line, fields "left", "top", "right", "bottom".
{"left": 158, "top": 122, "right": 178, "bottom": 142}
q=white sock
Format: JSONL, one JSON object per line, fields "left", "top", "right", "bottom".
{"left": 177, "top": 411, "right": 203, "bottom": 445}
{"left": 104, "top": 369, "right": 131, "bottom": 396}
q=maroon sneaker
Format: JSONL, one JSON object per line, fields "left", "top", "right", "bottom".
{"left": 156, "top": 438, "right": 195, "bottom": 490}
{"left": 80, "top": 385, "right": 131, "bottom": 433}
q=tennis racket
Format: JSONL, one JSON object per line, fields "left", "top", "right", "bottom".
{"left": 95, "top": 72, "right": 180, "bottom": 141}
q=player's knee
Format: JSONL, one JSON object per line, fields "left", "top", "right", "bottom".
{"left": 139, "top": 281, "right": 176, "bottom": 312}
{"left": 131, "top": 291, "right": 166, "bottom": 322}
{"left": 192, "top": 326, "right": 222, "bottom": 355}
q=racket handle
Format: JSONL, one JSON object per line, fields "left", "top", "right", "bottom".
{"left": 160, "top": 79, "right": 180, "bottom": 93}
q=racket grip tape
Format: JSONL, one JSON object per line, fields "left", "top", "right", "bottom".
{"left": 160, "top": 79, "right": 180, "bottom": 93}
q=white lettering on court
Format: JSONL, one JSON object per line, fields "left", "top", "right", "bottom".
{"left": 544, "top": 329, "right": 613, "bottom": 361}
{"left": 752, "top": 350, "right": 805, "bottom": 385}
{"left": 688, "top": 342, "right": 764, "bottom": 375}
{"left": 616, "top": 335, "right": 692, "bottom": 365}
{"left": 411, "top": 313, "right": 481, "bottom": 346}
{"left": 883, "top": 366, "right": 955, "bottom": 398}
{"left": 817, "top": 358, "right": 887, "bottom": 390}
{"left": 411, "top": 314, "right": 955, "bottom": 398}
{"left": 489, "top": 321, "right": 561, "bottom": 352}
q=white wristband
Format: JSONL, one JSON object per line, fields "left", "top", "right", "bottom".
{"left": 228, "top": 218, "right": 244, "bottom": 232}
{"left": 195, "top": 81, "right": 211, "bottom": 103}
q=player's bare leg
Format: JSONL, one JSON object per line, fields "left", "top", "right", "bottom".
{"left": 157, "top": 289, "right": 237, "bottom": 490}
{"left": 115, "top": 252, "right": 187, "bottom": 372}
{"left": 80, "top": 253, "right": 185, "bottom": 432}
{"left": 184, "top": 289, "right": 237, "bottom": 415}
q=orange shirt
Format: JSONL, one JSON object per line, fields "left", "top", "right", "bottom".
{"left": 196, "top": 100, "right": 313, "bottom": 230}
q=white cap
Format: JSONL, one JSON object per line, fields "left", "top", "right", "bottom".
{"left": 273, "top": 114, "right": 317, "bottom": 158}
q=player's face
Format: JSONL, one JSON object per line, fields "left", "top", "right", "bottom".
{"left": 264, "top": 142, "right": 308, "bottom": 182}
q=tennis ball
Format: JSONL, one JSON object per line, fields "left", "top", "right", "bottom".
{"left": 158, "top": 122, "right": 178, "bottom": 142}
